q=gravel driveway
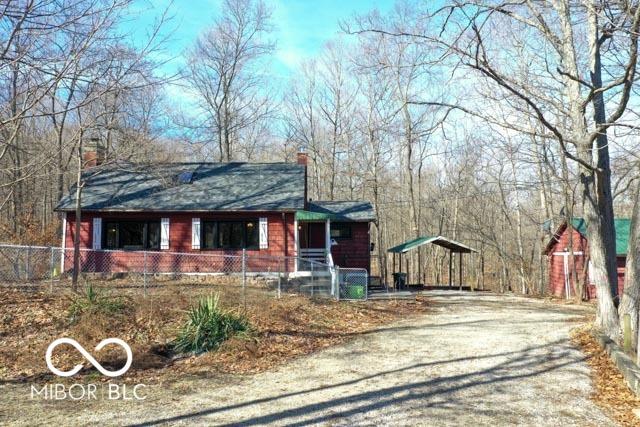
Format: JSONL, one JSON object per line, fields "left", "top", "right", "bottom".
{"left": 3, "top": 291, "right": 614, "bottom": 426}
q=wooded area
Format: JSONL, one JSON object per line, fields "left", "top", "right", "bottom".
{"left": 1, "top": 0, "right": 640, "bottom": 342}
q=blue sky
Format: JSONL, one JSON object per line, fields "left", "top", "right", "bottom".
{"left": 126, "top": 0, "right": 396, "bottom": 81}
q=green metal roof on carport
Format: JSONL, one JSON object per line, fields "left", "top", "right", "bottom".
{"left": 387, "top": 236, "right": 477, "bottom": 254}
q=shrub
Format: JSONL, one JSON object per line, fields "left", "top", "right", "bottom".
{"left": 173, "top": 294, "right": 249, "bottom": 354}
{"left": 68, "top": 284, "right": 127, "bottom": 321}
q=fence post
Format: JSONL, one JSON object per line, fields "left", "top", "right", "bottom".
{"left": 311, "top": 261, "right": 314, "bottom": 296}
{"left": 143, "top": 250, "right": 148, "bottom": 296}
{"left": 623, "top": 314, "right": 632, "bottom": 353}
{"left": 50, "top": 246, "right": 55, "bottom": 292}
{"left": 277, "top": 258, "right": 282, "bottom": 299}
{"left": 335, "top": 266, "right": 340, "bottom": 301}
{"left": 26, "top": 245, "right": 31, "bottom": 281}
{"left": 242, "top": 249, "right": 247, "bottom": 312}
{"left": 364, "top": 269, "right": 368, "bottom": 301}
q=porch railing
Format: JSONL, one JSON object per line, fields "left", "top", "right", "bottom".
{"left": 299, "top": 248, "right": 327, "bottom": 263}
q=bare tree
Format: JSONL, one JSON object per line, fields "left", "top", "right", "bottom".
{"left": 349, "top": 0, "right": 640, "bottom": 339}
{"left": 186, "top": 0, "right": 274, "bottom": 162}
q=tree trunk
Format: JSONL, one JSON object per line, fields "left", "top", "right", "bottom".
{"left": 71, "top": 172, "right": 82, "bottom": 292}
{"left": 578, "top": 146, "right": 620, "bottom": 337}
{"left": 619, "top": 178, "right": 640, "bottom": 350}
{"left": 555, "top": 0, "right": 619, "bottom": 338}
{"left": 71, "top": 139, "right": 84, "bottom": 292}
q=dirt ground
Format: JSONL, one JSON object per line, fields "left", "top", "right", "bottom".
{"left": 1, "top": 290, "right": 618, "bottom": 426}
{"left": 0, "top": 280, "right": 429, "bottom": 383}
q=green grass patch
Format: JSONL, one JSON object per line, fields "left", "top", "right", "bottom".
{"left": 173, "top": 294, "right": 249, "bottom": 354}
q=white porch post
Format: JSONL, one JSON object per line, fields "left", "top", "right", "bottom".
{"left": 325, "top": 218, "right": 331, "bottom": 263}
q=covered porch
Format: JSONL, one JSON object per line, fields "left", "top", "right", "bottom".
{"left": 295, "top": 210, "right": 334, "bottom": 268}
{"left": 294, "top": 201, "right": 375, "bottom": 272}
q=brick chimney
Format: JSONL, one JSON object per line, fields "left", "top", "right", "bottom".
{"left": 83, "top": 133, "right": 104, "bottom": 168}
{"left": 297, "top": 150, "right": 308, "bottom": 166}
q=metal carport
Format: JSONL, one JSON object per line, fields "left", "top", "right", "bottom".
{"left": 387, "top": 236, "right": 477, "bottom": 290}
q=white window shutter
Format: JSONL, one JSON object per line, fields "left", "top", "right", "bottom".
{"left": 192, "top": 218, "right": 201, "bottom": 250}
{"left": 161, "top": 218, "right": 170, "bottom": 250}
{"left": 259, "top": 217, "right": 268, "bottom": 249}
{"left": 92, "top": 217, "right": 102, "bottom": 250}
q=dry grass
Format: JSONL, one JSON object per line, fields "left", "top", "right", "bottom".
{"left": 0, "top": 283, "right": 429, "bottom": 384}
{"left": 571, "top": 325, "right": 640, "bottom": 427}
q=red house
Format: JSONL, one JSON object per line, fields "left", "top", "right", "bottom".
{"left": 55, "top": 152, "right": 375, "bottom": 275}
{"left": 543, "top": 218, "right": 629, "bottom": 299}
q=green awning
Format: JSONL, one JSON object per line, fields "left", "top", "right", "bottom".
{"left": 295, "top": 210, "right": 335, "bottom": 221}
{"left": 388, "top": 236, "right": 477, "bottom": 254}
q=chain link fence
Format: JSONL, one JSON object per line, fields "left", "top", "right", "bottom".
{"left": 0, "top": 244, "right": 62, "bottom": 286}
{"left": 337, "top": 268, "right": 369, "bottom": 301}
{"left": 0, "top": 244, "right": 367, "bottom": 300}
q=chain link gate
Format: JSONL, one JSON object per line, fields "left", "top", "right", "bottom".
{"left": 337, "top": 268, "right": 368, "bottom": 300}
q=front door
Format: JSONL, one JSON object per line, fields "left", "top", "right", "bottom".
{"left": 307, "top": 223, "right": 325, "bottom": 249}
{"left": 298, "top": 222, "right": 327, "bottom": 266}
{"left": 299, "top": 222, "right": 326, "bottom": 249}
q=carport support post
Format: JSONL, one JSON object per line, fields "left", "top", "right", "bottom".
{"left": 459, "top": 252, "right": 463, "bottom": 291}
{"left": 399, "top": 252, "right": 403, "bottom": 290}
{"left": 448, "top": 250, "right": 452, "bottom": 288}
{"left": 406, "top": 254, "right": 410, "bottom": 286}
{"left": 392, "top": 253, "right": 396, "bottom": 289}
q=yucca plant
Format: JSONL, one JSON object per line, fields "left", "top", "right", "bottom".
{"left": 173, "top": 294, "right": 249, "bottom": 354}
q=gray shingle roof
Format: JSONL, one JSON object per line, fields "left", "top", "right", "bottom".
{"left": 308, "top": 201, "right": 376, "bottom": 222}
{"left": 56, "top": 162, "right": 306, "bottom": 212}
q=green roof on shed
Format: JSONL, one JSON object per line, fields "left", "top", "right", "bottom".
{"left": 570, "top": 217, "right": 630, "bottom": 256}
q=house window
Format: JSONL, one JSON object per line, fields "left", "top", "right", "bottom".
{"left": 103, "top": 220, "right": 160, "bottom": 250}
{"left": 201, "top": 220, "right": 259, "bottom": 250}
{"left": 330, "top": 223, "right": 352, "bottom": 239}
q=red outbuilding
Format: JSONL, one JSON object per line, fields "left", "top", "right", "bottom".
{"left": 55, "top": 151, "right": 375, "bottom": 275}
{"left": 543, "top": 218, "right": 629, "bottom": 300}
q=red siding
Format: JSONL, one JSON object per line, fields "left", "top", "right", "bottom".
{"left": 330, "top": 222, "right": 371, "bottom": 272}
{"left": 546, "top": 225, "right": 626, "bottom": 300}
{"left": 63, "top": 211, "right": 296, "bottom": 273}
